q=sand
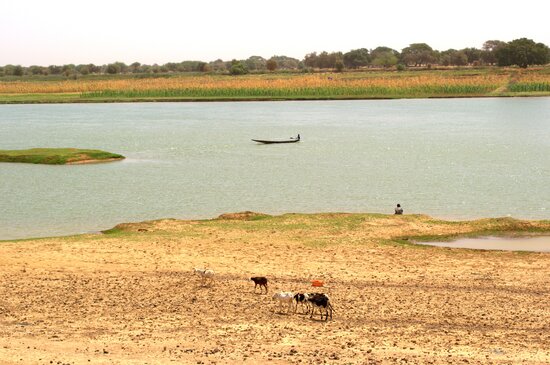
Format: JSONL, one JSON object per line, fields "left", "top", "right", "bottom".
{"left": 0, "top": 213, "right": 549, "bottom": 364}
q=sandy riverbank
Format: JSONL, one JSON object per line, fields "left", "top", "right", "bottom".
{"left": 1, "top": 212, "right": 549, "bottom": 364}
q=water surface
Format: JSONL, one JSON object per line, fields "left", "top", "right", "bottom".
{"left": 416, "top": 236, "right": 550, "bottom": 252}
{"left": 1, "top": 98, "right": 549, "bottom": 240}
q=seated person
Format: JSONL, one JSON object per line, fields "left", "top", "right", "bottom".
{"left": 395, "top": 204, "right": 403, "bottom": 215}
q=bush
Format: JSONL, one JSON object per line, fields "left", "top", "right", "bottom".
{"left": 229, "top": 60, "right": 248, "bottom": 75}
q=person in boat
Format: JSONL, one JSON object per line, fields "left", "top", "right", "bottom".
{"left": 296, "top": 134, "right": 300, "bottom": 141}
{"left": 394, "top": 204, "right": 403, "bottom": 215}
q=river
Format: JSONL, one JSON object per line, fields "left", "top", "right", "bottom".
{"left": 1, "top": 98, "right": 549, "bottom": 240}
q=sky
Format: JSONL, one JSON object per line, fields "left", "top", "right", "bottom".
{"left": 1, "top": 0, "right": 550, "bottom": 66}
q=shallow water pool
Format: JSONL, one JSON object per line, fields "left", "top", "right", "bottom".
{"left": 416, "top": 236, "right": 550, "bottom": 252}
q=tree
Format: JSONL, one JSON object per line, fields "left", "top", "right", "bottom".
{"left": 439, "top": 49, "right": 468, "bottom": 66}
{"left": 129, "top": 62, "right": 141, "bottom": 73}
{"left": 106, "top": 63, "right": 120, "bottom": 74}
{"left": 303, "top": 52, "right": 318, "bottom": 68}
{"left": 496, "top": 38, "right": 550, "bottom": 68}
{"left": 29, "top": 65, "right": 44, "bottom": 75}
{"left": 400, "top": 43, "right": 436, "bottom": 66}
{"left": 343, "top": 48, "right": 370, "bottom": 69}
{"left": 371, "top": 51, "right": 398, "bottom": 68}
{"left": 317, "top": 51, "right": 331, "bottom": 68}
{"left": 164, "top": 62, "right": 178, "bottom": 72}
{"left": 369, "top": 47, "right": 398, "bottom": 68}
{"left": 76, "top": 64, "right": 90, "bottom": 75}
{"left": 229, "top": 59, "right": 248, "bottom": 75}
{"left": 481, "top": 40, "right": 506, "bottom": 65}
{"left": 13, "top": 65, "right": 24, "bottom": 76}
{"left": 208, "top": 59, "right": 227, "bottom": 72}
{"left": 334, "top": 60, "right": 344, "bottom": 72}
{"left": 461, "top": 47, "right": 482, "bottom": 65}
{"left": 197, "top": 62, "right": 210, "bottom": 72}
{"left": 305, "top": 51, "right": 342, "bottom": 69}
{"left": 266, "top": 58, "right": 278, "bottom": 71}
{"left": 245, "top": 56, "right": 266, "bottom": 71}
{"left": 269, "top": 55, "right": 300, "bottom": 70}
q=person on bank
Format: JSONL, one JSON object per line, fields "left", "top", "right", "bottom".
{"left": 395, "top": 204, "right": 403, "bottom": 215}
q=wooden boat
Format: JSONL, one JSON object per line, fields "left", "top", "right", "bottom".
{"left": 252, "top": 134, "right": 301, "bottom": 144}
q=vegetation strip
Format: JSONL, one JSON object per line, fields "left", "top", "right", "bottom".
{"left": 0, "top": 148, "right": 125, "bottom": 165}
{"left": 1, "top": 68, "right": 550, "bottom": 103}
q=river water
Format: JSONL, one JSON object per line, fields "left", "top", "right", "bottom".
{"left": 1, "top": 98, "right": 549, "bottom": 240}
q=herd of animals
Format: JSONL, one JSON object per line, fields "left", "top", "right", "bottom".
{"left": 193, "top": 268, "right": 333, "bottom": 321}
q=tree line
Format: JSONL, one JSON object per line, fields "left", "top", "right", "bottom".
{"left": 1, "top": 38, "right": 548, "bottom": 77}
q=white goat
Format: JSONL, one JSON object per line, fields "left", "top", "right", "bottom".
{"left": 194, "top": 267, "right": 215, "bottom": 286}
{"left": 272, "top": 291, "right": 294, "bottom": 314}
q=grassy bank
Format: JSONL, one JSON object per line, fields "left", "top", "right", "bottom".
{"left": 104, "top": 212, "right": 550, "bottom": 246}
{"left": 1, "top": 212, "right": 549, "bottom": 364}
{"left": 0, "top": 148, "right": 125, "bottom": 164}
{"left": 1, "top": 68, "right": 549, "bottom": 103}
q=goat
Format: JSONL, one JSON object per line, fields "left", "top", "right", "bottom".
{"left": 272, "top": 291, "right": 294, "bottom": 314}
{"left": 308, "top": 293, "right": 333, "bottom": 320}
{"left": 250, "top": 276, "right": 268, "bottom": 293}
{"left": 293, "top": 293, "right": 312, "bottom": 314}
{"left": 194, "top": 267, "right": 215, "bottom": 286}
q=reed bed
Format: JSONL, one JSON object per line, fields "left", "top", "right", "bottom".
{"left": 509, "top": 72, "right": 550, "bottom": 92}
{"left": 0, "top": 73, "right": 508, "bottom": 99}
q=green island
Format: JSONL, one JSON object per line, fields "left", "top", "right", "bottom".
{"left": 0, "top": 148, "right": 125, "bottom": 165}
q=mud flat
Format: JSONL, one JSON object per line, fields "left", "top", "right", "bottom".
{"left": 0, "top": 212, "right": 549, "bottom": 364}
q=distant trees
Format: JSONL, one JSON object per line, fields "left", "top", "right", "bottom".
{"left": 268, "top": 56, "right": 301, "bottom": 70}
{"left": 106, "top": 63, "right": 121, "bottom": 74}
{"left": 2, "top": 37, "right": 549, "bottom": 78}
{"left": 13, "top": 65, "right": 24, "bottom": 76}
{"left": 343, "top": 48, "right": 370, "bottom": 69}
{"left": 304, "top": 51, "right": 343, "bottom": 69}
{"left": 401, "top": 43, "right": 437, "bottom": 66}
{"left": 229, "top": 59, "right": 248, "bottom": 75}
{"left": 481, "top": 40, "right": 506, "bottom": 65}
{"left": 370, "top": 47, "right": 399, "bottom": 68}
{"left": 266, "top": 58, "right": 277, "bottom": 71}
{"left": 495, "top": 38, "right": 550, "bottom": 68}
{"left": 440, "top": 49, "right": 468, "bottom": 66}
{"left": 272, "top": 56, "right": 300, "bottom": 70}
{"left": 462, "top": 48, "right": 482, "bottom": 65}
{"left": 245, "top": 56, "right": 266, "bottom": 71}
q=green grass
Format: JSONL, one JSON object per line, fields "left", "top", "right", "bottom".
{"left": 78, "top": 84, "right": 494, "bottom": 100}
{"left": 509, "top": 82, "right": 550, "bottom": 92}
{"left": 0, "top": 148, "right": 125, "bottom": 165}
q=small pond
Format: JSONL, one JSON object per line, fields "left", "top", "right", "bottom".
{"left": 416, "top": 236, "right": 550, "bottom": 252}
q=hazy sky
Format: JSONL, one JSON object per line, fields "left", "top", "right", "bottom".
{"left": 2, "top": 0, "right": 549, "bottom": 66}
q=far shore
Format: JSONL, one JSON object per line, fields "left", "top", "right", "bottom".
{"left": 1, "top": 68, "right": 549, "bottom": 104}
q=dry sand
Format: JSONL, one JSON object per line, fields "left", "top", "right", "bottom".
{"left": 0, "top": 213, "right": 549, "bottom": 364}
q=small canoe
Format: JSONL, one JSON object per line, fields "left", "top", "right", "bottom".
{"left": 252, "top": 134, "right": 301, "bottom": 144}
{"left": 251, "top": 138, "right": 300, "bottom": 144}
